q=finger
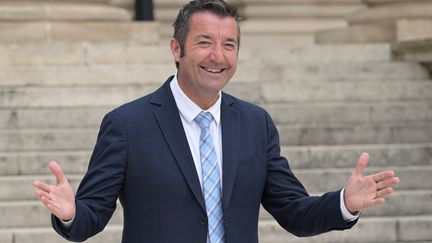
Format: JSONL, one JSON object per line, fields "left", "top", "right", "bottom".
{"left": 40, "top": 196, "right": 61, "bottom": 217}
{"left": 35, "top": 189, "right": 51, "bottom": 200}
{"left": 376, "top": 177, "right": 400, "bottom": 190}
{"left": 40, "top": 195, "right": 55, "bottom": 209}
{"left": 32, "top": 181, "right": 52, "bottom": 193}
{"left": 372, "top": 170, "right": 396, "bottom": 183}
{"left": 46, "top": 204, "right": 62, "bottom": 218}
{"left": 368, "top": 198, "right": 386, "bottom": 208}
{"left": 377, "top": 187, "right": 394, "bottom": 198}
{"left": 353, "top": 152, "right": 369, "bottom": 176}
{"left": 48, "top": 161, "right": 67, "bottom": 185}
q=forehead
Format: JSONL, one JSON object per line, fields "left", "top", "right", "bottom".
{"left": 188, "top": 11, "right": 238, "bottom": 40}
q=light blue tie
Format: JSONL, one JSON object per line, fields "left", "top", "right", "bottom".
{"left": 195, "top": 111, "right": 225, "bottom": 243}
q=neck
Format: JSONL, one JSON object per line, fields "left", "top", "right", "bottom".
{"left": 177, "top": 79, "right": 219, "bottom": 110}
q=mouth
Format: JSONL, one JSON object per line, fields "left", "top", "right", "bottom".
{"left": 202, "top": 66, "right": 226, "bottom": 74}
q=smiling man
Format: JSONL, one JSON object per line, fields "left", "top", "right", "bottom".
{"left": 33, "top": 1, "right": 400, "bottom": 243}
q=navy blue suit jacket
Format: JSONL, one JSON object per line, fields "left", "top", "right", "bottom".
{"left": 52, "top": 77, "right": 356, "bottom": 242}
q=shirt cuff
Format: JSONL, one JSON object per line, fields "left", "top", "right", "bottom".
{"left": 340, "top": 188, "right": 360, "bottom": 222}
{"left": 60, "top": 216, "right": 74, "bottom": 228}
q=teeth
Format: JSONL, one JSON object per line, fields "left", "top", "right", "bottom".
{"left": 204, "top": 67, "right": 223, "bottom": 73}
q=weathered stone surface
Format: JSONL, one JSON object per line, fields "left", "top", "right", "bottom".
{"left": 0, "top": 231, "right": 12, "bottom": 243}
{"left": 0, "top": 2, "right": 131, "bottom": 21}
{"left": 0, "top": 201, "right": 123, "bottom": 228}
{"left": 13, "top": 225, "right": 123, "bottom": 243}
{"left": 262, "top": 81, "right": 432, "bottom": 103}
{"left": 258, "top": 217, "right": 397, "bottom": 242}
{"left": 0, "top": 64, "right": 174, "bottom": 86}
{"left": 0, "top": 0, "right": 110, "bottom": 2}
{"left": 0, "top": 22, "right": 160, "bottom": 44}
{"left": 396, "top": 19, "right": 432, "bottom": 42}
{"left": 278, "top": 122, "right": 432, "bottom": 145}
{"left": 0, "top": 150, "right": 92, "bottom": 176}
{"left": 241, "top": 19, "right": 347, "bottom": 34}
{"left": 398, "top": 216, "right": 432, "bottom": 241}
{"left": 348, "top": 2, "right": 432, "bottom": 24}
{"left": 243, "top": 3, "right": 365, "bottom": 19}
{"left": 283, "top": 143, "right": 432, "bottom": 169}
{"left": 315, "top": 22, "right": 396, "bottom": 43}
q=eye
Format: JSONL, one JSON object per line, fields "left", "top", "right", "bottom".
{"left": 197, "top": 41, "right": 211, "bottom": 47}
{"left": 224, "top": 43, "right": 236, "bottom": 51}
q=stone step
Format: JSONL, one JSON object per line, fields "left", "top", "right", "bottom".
{"left": 2, "top": 216, "right": 431, "bottom": 243}
{"left": 241, "top": 19, "right": 348, "bottom": 35}
{"left": 1, "top": 101, "right": 430, "bottom": 129}
{"left": 1, "top": 80, "right": 431, "bottom": 109}
{"left": 0, "top": 43, "right": 173, "bottom": 66}
{"left": 0, "top": 21, "right": 160, "bottom": 44}
{"left": 1, "top": 121, "right": 431, "bottom": 150}
{"left": 258, "top": 81, "right": 432, "bottom": 104}
{"left": 258, "top": 216, "right": 432, "bottom": 243}
{"left": 1, "top": 143, "right": 430, "bottom": 176}
{"left": 241, "top": 62, "right": 429, "bottom": 82}
{"left": 1, "top": 166, "right": 429, "bottom": 201}
{"left": 3, "top": 225, "right": 123, "bottom": 243}
{"left": 265, "top": 102, "right": 432, "bottom": 126}
{"left": 0, "top": 201, "right": 123, "bottom": 229}
{"left": 0, "top": 43, "right": 393, "bottom": 66}
{"left": 0, "top": 61, "right": 427, "bottom": 87}
{"left": 277, "top": 122, "right": 432, "bottom": 145}
{"left": 0, "top": 2, "right": 132, "bottom": 21}
{"left": 242, "top": 2, "right": 365, "bottom": 19}
{"left": 242, "top": 43, "right": 392, "bottom": 63}
{"left": 283, "top": 143, "right": 432, "bottom": 169}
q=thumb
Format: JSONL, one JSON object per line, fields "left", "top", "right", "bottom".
{"left": 48, "top": 161, "right": 67, "bottom": 185}
{"left": 353, "top": 152, "right": 369, "bottom": 176}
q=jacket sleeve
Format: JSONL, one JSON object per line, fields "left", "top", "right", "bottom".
{"left": 52, "top": 110, "right": 127, "bottom": 242}
{"left": 260, "top": 111, "right": 357, "bottom": 237}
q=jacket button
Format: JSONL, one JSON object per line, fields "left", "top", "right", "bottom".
{"left": 200, "top": 217, "right": 208, "bottom": 226}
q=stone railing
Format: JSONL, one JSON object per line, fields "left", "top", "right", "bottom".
{"left": 316, "top": 0, "right": 432, "bottom": 72}
{"left": 392, "top": 19, "right": 432, "bottom": 72}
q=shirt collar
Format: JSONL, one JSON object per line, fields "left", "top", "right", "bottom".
{"left": 170, "top": 74, "right": 221, "bottom": 126}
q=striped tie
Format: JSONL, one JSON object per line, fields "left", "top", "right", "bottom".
{"left": 195, "top": 111, "right": 225, "bottom": 243}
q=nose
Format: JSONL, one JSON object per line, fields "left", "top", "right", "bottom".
{"left": 209, "top": 44, "right": 224, "bottom": 63}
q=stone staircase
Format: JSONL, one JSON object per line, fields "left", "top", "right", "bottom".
{"left": 0, "top": 39, "right": 431, "bottom": 243}
{"left": 1, "top": 1, "right": 432, "bottom": 243}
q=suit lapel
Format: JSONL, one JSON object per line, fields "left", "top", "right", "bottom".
{"left": 220, "top": 94, "right": 240, "bottom": 210}
{"left": 151, "top": 78, "right": 206, "bottom": 211}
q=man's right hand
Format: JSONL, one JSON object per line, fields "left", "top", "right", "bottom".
{"left": 33, "top": 161, "right": 76, "bottom": 221}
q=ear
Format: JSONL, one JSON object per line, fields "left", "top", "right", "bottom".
{"left": 170, "top": 38, "right": 181, "bottom": 63}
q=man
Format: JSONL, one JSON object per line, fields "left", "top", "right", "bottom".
{"left": 33, "top": 0, "right": 400, "bottom": 242}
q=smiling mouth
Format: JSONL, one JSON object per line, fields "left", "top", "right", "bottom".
{"left": 202, "top": 66, "right": 225, "bottom": 73}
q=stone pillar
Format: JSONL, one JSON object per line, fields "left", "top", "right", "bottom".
{"left": 316, "top": 0, "right": 432, "bottom": 43}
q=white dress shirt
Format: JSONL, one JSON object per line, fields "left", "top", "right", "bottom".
{"left": 170, "top": 75, "right": 223, "bottom": 187}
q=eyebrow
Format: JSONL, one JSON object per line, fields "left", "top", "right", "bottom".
{"left": 195, "top": 34, "right": 237, "bottom": 44}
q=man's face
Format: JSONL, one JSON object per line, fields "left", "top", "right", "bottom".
{"left": 171, "top": 11, "right": 239, "bottom": 105}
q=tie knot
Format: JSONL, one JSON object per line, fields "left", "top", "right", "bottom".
{"left": 195, "top": 111, "right": 213, "bottom": 129}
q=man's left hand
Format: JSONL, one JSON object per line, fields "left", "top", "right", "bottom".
{"left": 344, "top": 153, "right": 400, "bottom": 214}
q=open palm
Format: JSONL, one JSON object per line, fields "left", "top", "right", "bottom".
{"left": 33, "top": 161, "right": 76, "bottom": 221}
{"left": 344, "top": 153, "right": 400, "bottom": 214}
